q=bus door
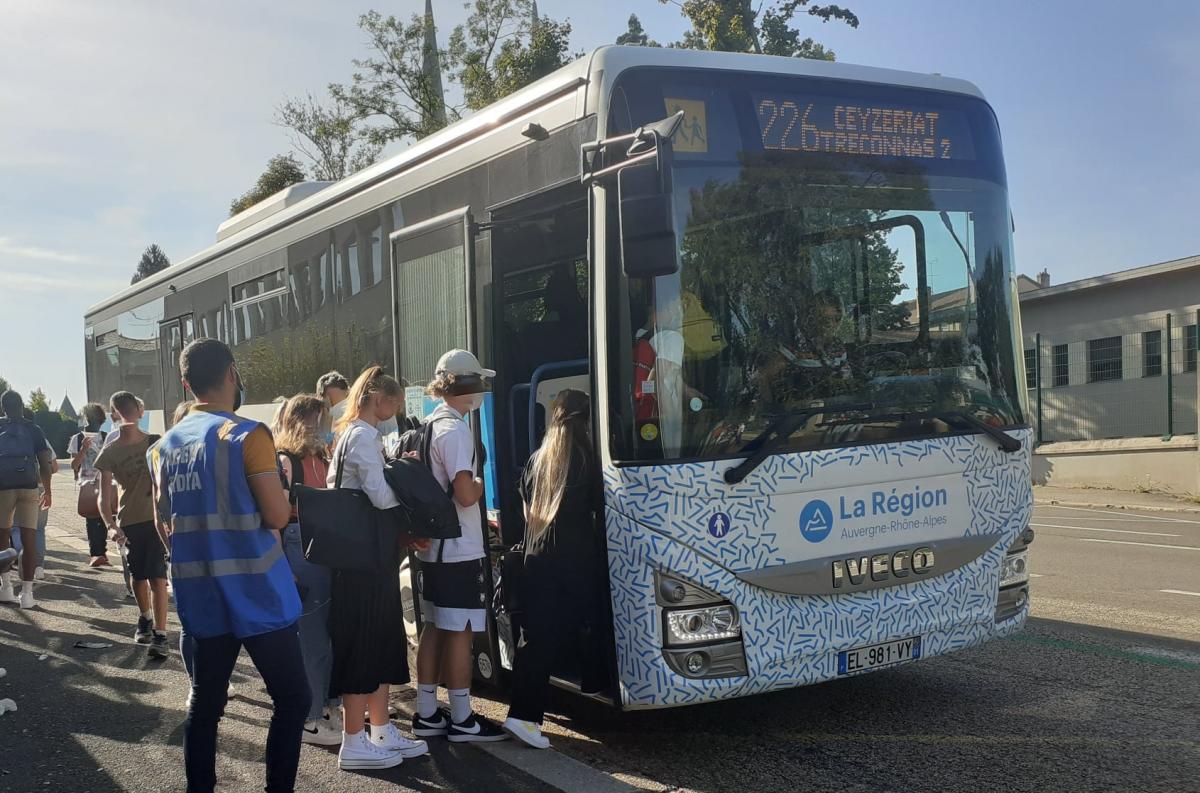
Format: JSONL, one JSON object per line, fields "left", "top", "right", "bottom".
{"left": 158, "top": 313, "right": 194, "bottom": 426}
{"left": 488, "top": 188, "right": 613, "bottom": 696}
{"left": 389, "top": 207, "right": 502, "bottom": 673}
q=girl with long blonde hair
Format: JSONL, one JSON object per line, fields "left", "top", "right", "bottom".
{"left": 502, "top": 389, "right": 603, "bottom": 749}
{"left": 325, "top": 366, "right": 428, "bottom": 770}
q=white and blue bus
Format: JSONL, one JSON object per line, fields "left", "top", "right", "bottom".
{"left": 84, "top": 46, "right": 1032, "bottom": 709}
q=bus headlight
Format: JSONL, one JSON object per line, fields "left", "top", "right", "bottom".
{"left": 664, "top": 604, "right": 741, "bottom": 646}
{"left": 1000, "top": 549, "right": 1029, "bottom": 588}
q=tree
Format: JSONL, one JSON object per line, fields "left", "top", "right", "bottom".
{"left": 230, "top": 155, "right": 307, "bottom": 216}
{"left": 616, "top": 14, "right": 661, "bottom": 47}
{"left": 27, "top": 388, "right": 49, "bottom": 413}
{"left": 130, "top": 244, "right": 170, "bottom": 285}
{"left": 275, "top": 93, "right": 383, "bottom": 182}
{"left": 449, "top": 0, "right": 575, "bottom": 111}
{"left": 660, "top": 0, "right": 858, "bottom": 60}
{"left": 0, "top": 375, "right": 10, "bottom": 395}
{"left": 329, "top": 10, "right": 456, "bottom": 147}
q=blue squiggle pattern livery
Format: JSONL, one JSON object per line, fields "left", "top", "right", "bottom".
{"left": 603, "top": 430, "right": 1032, "bottom": 709}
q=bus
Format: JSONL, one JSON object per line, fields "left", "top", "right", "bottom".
{"left": 83, "top": 45, "right": 1033, "bottom": 710}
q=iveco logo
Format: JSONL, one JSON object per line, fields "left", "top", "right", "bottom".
{"left": 831, "top": 547, "right": 935, "bottom": 589}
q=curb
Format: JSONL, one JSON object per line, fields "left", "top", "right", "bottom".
{"left": 1035, "top": 498, "right": 1200, "bottom": 514}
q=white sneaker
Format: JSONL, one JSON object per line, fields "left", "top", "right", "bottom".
{"left": 323, "top": 705, "right": 344, "bottom": 733}
{"left": 18, "top": 583, "right": 35, "bottom": 610}
{"left": 0, "top": 577, "right": 16, "bottom": 605}
{"left": 338, "top": 730, "right": 403, "bottom": 770}
{"left": 33, "top": 566, "right": 44, "bottom": 581}
{"left": 302, "top": 718, "right": 343, "bottom": 746}
{"left": 503, "top": 716, "right": 551, "bottom": 749}
{"left": 371, "top": 722, "right": 429, "bottom": 757}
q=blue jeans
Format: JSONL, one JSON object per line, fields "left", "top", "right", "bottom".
{"left": 9, "top": 507, "right": 47, "bottom": 567}
{"left": 282, "top": 522, "right": 334, "bottom": 722}
{"left": 185, "top": 624, "right": 309, "bottom": 793}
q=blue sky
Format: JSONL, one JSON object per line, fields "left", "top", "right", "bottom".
{"left": 2, "top": 0, "right": 1198, "bottom": 406}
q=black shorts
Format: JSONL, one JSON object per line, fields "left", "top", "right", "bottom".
{"left": 123, "top": 521, "right": 168, "bottom": 582}
{"left": 414, "top": 558, "right": 488, "bottom": 632}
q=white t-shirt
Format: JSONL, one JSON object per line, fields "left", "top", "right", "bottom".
{"left": 68, "top": 431, "right": 104, "bottom": 485}
{"left": 417, "top": 403, "right": 484, "bottom": 564}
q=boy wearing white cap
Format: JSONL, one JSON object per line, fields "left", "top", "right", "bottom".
{"left": 410, "top": 349, "right": 507, "bottom": 743}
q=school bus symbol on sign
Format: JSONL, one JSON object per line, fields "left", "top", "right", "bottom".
{"left": 664, "top": 98, "right": 708, "bottom": 153}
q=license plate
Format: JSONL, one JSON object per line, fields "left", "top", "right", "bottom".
{"left": 838, "top": 636, "right": 922, "bottom": 675}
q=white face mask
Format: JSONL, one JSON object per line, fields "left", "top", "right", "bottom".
{"left": 462, "top": 393, "right": 484, "bottom": 413}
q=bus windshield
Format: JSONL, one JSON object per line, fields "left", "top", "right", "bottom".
{"left": 607, "top": 69, "right": 1024, "bottom": 462}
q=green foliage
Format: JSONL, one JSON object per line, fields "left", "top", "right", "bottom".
{"left": 329, "top": 10, "right": 456, "bottom": 147}
{"left": 27, "top": 388, "right": 49, "bottom": 413}
{"left": 32, "top": 410, "right": 77, "bottom": 458}
{"left": 230, "top": 155, "right": 307, "bottom": 216}
{"left": 616, "top": 14, "right": 661, "bottom": 47}
{"left": 449, "top": 0, "right": 575, "bottom": 111}
{"left": 274, "top": 94, "right": 382, "bottom": 183}
{"left": 130, "top": 243, "right": 170, "bottom": 285}
{"left": 660, "top": 0, "right": 857, "bottom": 59}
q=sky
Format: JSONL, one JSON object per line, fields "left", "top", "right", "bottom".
{"left": 2, "top": 0, "right": 1198, "bottom": 407}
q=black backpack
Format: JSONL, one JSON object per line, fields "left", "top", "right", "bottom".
{"left": 383, "top": 416, "right": 462, "bottom": 543}
{"left": 0, "top": 419, "right": 40, "bottom": 490}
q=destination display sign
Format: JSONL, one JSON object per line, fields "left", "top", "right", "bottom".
{"left": 753, "top": 93, "right": 975, "bottom": 161}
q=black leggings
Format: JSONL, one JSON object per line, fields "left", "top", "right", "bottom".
{"left": 508, "top": 558, "right": 603, "bottom": 724}
{"left": 85, "top": 517, "right": 107, "bottom": 557}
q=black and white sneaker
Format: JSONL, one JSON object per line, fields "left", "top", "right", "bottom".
{"left": 412, "top": 708, "right": 451, "bottom": 737}
{"left": 148, "top": 632, "right": 169, "bottom": 660}
{"left": 134, "top": 616, "right": 153, "bottom": 644}
{"left": 448, "top": 712, "right": 509, "bottom": 743}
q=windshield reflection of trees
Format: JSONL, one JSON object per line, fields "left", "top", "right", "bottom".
{"left": 675, "top": 156, "right": 1018, "bottom": 454}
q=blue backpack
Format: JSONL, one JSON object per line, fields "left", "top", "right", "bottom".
{"left": 0, "top": 419, "right": 40, "bottom": 490}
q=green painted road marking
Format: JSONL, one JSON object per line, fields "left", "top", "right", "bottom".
{"left": 1009, "top": 634, "right": 1200, "bottom": 670}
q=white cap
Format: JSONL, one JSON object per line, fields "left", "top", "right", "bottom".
{"left": 650, "top": 329, "right": 685, "bottom": 366}
{"left": 435, "top": 349, "right": 496, "bottom": 379}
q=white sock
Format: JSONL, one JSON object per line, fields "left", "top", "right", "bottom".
{"left": 449, "top": 688, "right": 471, "bottom": 724}
{"left": 141, "top": 609, "right": 152, "bottom": 620}
{"left": 417, "top": 683, "right": 438, "bottom": 719}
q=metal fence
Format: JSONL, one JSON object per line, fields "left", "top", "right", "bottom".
{"left": 1025, "top": 310, "right": 1200, "bottom": 442}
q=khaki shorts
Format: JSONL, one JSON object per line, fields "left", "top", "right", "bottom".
{"left": 0, "top": 488, "right": 40, "bottom": 530}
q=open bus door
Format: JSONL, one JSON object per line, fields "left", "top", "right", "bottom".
{"left": 388, "top": 207, "right": 509, "bottom": 682}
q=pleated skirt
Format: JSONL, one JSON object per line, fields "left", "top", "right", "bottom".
{"left": 328, "top": 563, "right": 410, "bottom": 695}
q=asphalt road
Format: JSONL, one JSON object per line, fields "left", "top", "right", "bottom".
{"left": 465, "top": 502, "right": 1200, "bottom": 792}
{"left": 3, "top": 474, "right": 1197, "bottom": 793}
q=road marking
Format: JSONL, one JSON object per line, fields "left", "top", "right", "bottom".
{"left": 1159, "top": 589, "right": 1200, "bottom": 598}
{"left": 1036, "top": 516, "right": 1194, "bottom": 523}
{"left": 1030, "top": 522, "right": 1179, "bottom": 537}
{"left": 1028, "top": 573, "right": 1045, "bottom": 578}
{"left": 1075, "top": 538, "right": 1200, "bottom": 551}
{"left": 1039, "top": 505, "right": 1200, "bottom": 524}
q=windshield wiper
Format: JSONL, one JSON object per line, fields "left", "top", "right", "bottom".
{"left": 724, "top": 402, "right": 879, "bottom": 484}
{"left": 936, "top": 410, "right": 1023, "bottom": 452}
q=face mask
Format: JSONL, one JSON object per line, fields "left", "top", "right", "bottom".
{"left": 234, "top": 372, "right": 246, "bottom": 412}
{"left": 463, "top": 393, "right": 484, "bottom": 413}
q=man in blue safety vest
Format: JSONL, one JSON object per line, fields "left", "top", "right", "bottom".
{"left": 151, "top": 338, "right": 309, "bottom": 793}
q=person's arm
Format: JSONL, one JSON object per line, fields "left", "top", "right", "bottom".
{"left": 347, "top": 430, "right": 400, "bottom": 510}
{"left": 451, "top": 470, "right": 484, "bottom": 508}
{"left": 98, "top": 471, "right": 123, "bottom": 542}
{"left": 69, "top": 434, "right": 87, "bottom": 479}
{"left": 242, "top": 427, "right": 291, "bottom": 531}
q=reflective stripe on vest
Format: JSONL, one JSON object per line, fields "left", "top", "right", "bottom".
{"left": 154, "top": 409, "right": 300, "bottom": 639}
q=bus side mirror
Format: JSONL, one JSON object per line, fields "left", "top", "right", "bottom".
{"left": 582, "top": 112, "right": 685, "bottom": 279}
{"left": 618, "top": 175, "right": 679, "bottom": 278}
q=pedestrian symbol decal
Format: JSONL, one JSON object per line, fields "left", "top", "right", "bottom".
{"left": 708, "top": 511, "right": 732, "bottom": 538}
{"left": 798, "top": 499, "right": 833, "bottom": 543}
{"left": 663, "top": 97, "right": 708, "bottom": 153}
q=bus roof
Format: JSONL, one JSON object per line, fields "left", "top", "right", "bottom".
{"left": 85, "top": 45, "right": 986, "bottom": 320}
